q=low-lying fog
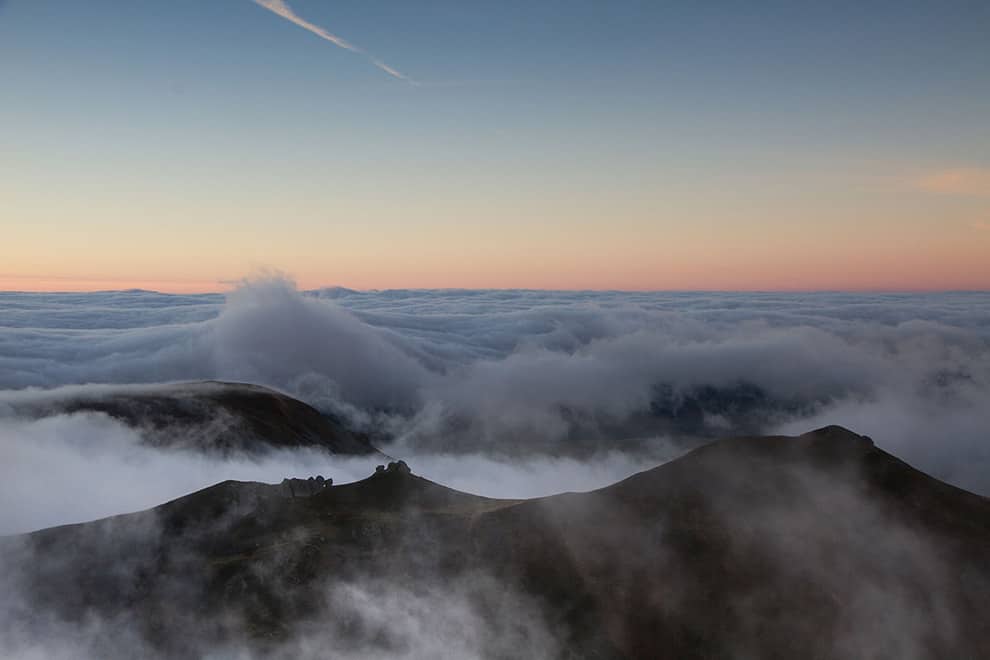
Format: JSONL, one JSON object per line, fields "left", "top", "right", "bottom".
{"left": 1, "top": 277, "right": 988, "bottom": 534}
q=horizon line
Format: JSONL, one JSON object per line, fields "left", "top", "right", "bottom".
{"left": 2, "top": 284, "right": 989, "bottom": 296}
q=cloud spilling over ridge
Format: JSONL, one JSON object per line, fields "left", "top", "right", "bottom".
{"left": 0, "top": 278, "right": 428, "bottom": 412}
{"left": 0, "top": 408, "right": 659, "bottom": 535}
{"left": 1, "top": 278, "right": 989, "bottom": 497}
{"left": 0, "top": 412, "right": 364, "bottom": 534}
{"left": 253, "top": 0, "right": 417, "bottom": 84}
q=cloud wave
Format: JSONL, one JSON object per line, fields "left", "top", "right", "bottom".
{"left": 1, "top": 278, "right": 989, "bottom": 508}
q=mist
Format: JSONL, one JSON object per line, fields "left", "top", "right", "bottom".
{"left": 0, "top": 407, "right": 665, "bottom": 535}
{"left": 1, "top": 280, "right": 989, "bottom": 658}
{"left": 2, "top": 278, "right": 988, "bottom": 503}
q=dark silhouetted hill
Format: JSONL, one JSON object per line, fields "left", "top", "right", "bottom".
{"left": 15, "top": 380, "right": 381, "bottom": 456}
{"left": 3, "top": 426, "right": 988, "bottom": 658}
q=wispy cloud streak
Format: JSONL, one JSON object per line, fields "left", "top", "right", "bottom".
{"left": 253, "top": 0, "right": 417, "bottom": 84}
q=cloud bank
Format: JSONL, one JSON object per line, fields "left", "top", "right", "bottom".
{"left": 1, "top": 278, "right": 989, "bottom": 533}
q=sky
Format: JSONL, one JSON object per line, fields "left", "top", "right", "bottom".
{"left": 1, "top": 0, "right": 988, "bottom": 292}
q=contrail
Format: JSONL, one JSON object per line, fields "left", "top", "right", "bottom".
{"left": 253, "top": 0, "right": 417, "bottom": 84}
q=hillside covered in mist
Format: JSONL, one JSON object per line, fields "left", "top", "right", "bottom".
{"left": 2, "top": 425, "right": 988, "bottom": 659}
{"left": 2, "top": 283, "right": 989, "bottom": 657}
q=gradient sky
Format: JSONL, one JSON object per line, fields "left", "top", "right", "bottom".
{"left": 1, "top": 0, "right": 988, "bottom": 292}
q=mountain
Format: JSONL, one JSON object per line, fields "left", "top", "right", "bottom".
{"left": 2, "top": 426, "right": 988, "bottom": 659}
{"left": 13, "top": 380, "right": 381, "bottom": 456}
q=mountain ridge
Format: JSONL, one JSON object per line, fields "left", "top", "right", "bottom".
{"left": 9, "top": 380, "right": 382, "bottom": 456}
{"left": 3, "top": 425, "right": 988, "bottom": 659}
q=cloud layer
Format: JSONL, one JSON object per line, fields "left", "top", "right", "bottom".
{"left": 0, "top": 407, "right": 658, "bottom": 535}
{"left": 1, "top": 278, "right": 989, "bottom": 533}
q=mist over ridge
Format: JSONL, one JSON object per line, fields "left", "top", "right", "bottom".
{"left": 2, "top": 279, "right": 990, "bottom": 656}
{"left": 2, "top": 278, "right": 988, "bottom": 487}
{"left": 4, "top": 426, "right": 989, "bottom": 659}
{"left": 4, "top": 1, "right": 989, "bottom": 655}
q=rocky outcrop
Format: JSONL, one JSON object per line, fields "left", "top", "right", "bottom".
{"left": 280, "top": 475, "right": 332, "bottom": 498}
{"left": 374, "top": 460, "right": 411, "bottom": 477}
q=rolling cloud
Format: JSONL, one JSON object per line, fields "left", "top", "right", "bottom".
{"left": 1, "top": 277, "right": 989, "bottom": 535}
{"left": 0, "top": 404, "right": 658, "bottom": 535}
{"left": 253, "top": 0, "right": 417, "bottom": 84}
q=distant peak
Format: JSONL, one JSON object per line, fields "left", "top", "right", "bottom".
{"left": 802, "top": 425, "right": 873, "bottom": 445}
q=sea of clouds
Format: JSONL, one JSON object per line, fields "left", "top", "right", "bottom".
{"left": 1, "top": 277, "right": 988, "bottom": 533}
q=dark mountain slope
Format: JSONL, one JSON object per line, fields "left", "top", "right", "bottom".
{"left": 473, "top": 426, "right": 990, "bottom": 658}
{"left": 14, "top": 380, "right": 381, "bottom": 455}
{"left": 3, "top": 426, "right": 988, "bottom": 659}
